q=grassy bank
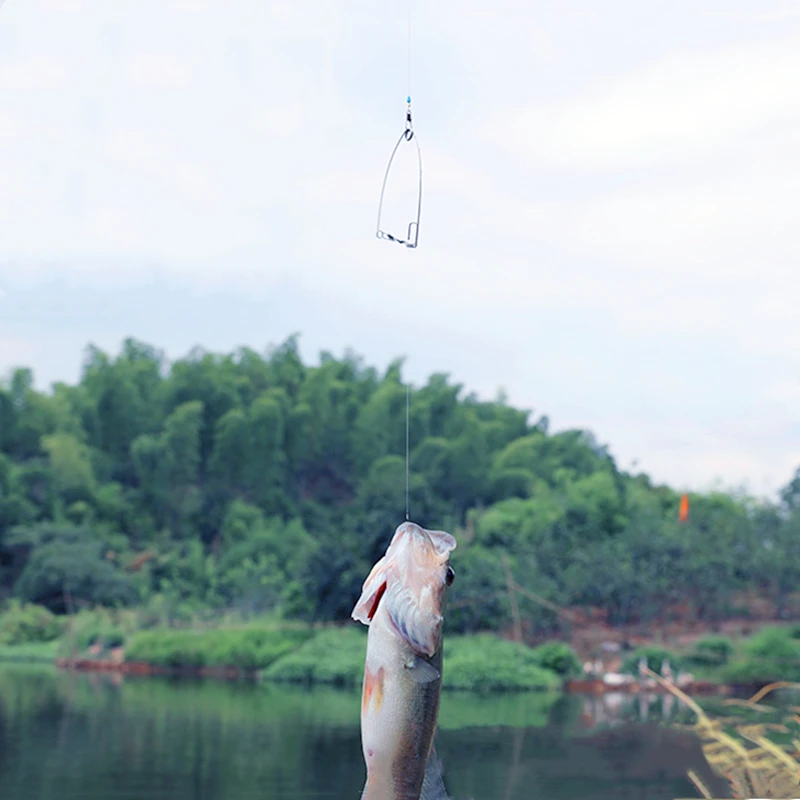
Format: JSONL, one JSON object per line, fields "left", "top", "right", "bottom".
{"left": 619, "top": 625, "right": 800, "bottom": 686}
{"left": 262, "top": 629, "right": 572, "bottom": 691}
{"left": 125, "top": 626, "right": 313, "bottom": 671}
{"left": 0, "top": 641, "right": 60, "bottom": 663}
{"left": 0, "top": 601, "right": 574, "bottom": 691}
{"left": 2, "top": 600, "right": 799, "bottom": 693}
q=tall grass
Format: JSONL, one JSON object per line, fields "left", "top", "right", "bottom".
{"left": 644, "top": 668, "right": 800, "bottom": 799}
{"left": 125, "top": 626, "right": 313, "bottom": 671}
{"left": 0, "top": 641, "right": 60, "bottom": 663}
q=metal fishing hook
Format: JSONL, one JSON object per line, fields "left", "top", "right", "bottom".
{"left": 376, "top": 97, "right": 423, "bottom": 249}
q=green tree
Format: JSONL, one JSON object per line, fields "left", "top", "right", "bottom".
{"left": 1, "top": 334, "right": 796, "bottom": 632}
{"left": 9, "top": 523, "right": 136, "bottom": 612}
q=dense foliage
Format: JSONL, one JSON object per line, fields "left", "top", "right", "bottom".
{"left": 0, "top": 601, "right": 64, "bottom": 646}
{"left": 262, "top": 628, "right": 564, "bottom": 692}
{"left": 1, "top": 336, "right": 799, "bottom": 635}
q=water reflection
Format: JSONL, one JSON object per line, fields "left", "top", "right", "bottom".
{"left": 0, "top": 665, "right": 729, "bottom": 800}
{"left": 575, "top": 689, "right": 686, "bottom": 731}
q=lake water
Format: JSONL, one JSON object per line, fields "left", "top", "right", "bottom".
{"left": 0, "top": 665, "right": 730, "bottom": 800}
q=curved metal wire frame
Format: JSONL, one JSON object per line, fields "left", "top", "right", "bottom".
{"left": 376, "top": 126, "right": 423, "bottom": 249}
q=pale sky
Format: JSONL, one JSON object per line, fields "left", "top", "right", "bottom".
{"left": 1, "top": 0, "right": 799, "bottom": 499}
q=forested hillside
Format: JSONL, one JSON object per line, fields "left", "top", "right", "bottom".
{"left": 1, "top": 336, "right": 799, "bottom": 634}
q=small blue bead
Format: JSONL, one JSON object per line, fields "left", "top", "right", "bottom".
{"left": 407, "top": 96, "right": 411, "bottom": 103}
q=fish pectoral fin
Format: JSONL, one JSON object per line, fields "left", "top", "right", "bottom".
{"left": 420, "top": 744, "right": 450, "bottom": 800}
{"left": 404, "top": 656, "right": 441, "bottom": 684}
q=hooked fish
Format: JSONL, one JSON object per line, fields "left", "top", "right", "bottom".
{"left": 352, "top": 521, "right": 456, "bottom": 800}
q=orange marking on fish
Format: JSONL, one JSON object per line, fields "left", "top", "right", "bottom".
{"left": 373, "top": 666, "right": 385, "bottom": 713}
{"left": 362, "top": 666, "right": 375, "bottom": 712}
{"left": 362, "top": 666, "right": 385, "bottom": 714}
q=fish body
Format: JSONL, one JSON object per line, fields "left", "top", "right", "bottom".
{"left": 352, "top": 521, "right": 456, "bottom": 800}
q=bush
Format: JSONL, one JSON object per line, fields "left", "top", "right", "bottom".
{"left": 10, "top": 524, "right": 138, "bottom": 612}
{"left": 0, "top": 601, "right": 65, "bottom": 645}
{"left": 687, "top": 635, "right": 734, "bottom": 667}
{"left": 125, "top": 627, "right": 312, "bottom": 670}
{"left": 744, "top": 626, "right": 800, "bottom": 662}
{"left": 105, "top": 631, "right": 126, "bottom": 649}
{"left": 81, "top": 624, "right": 126, "bottom": 650}
{"left": 265, "top": 629, "right": 564, "bottom": 692}
{"left": 126, "top": 630, "right": 209, "bottom": 668}
{"left": 211, "top": 628, "right": 311, "bottom": 670}
{"left": 722, "top": 659, "right": 776, "bottom": 684}
{"left": 528, "top": 641, "right": 581, "bottom": 677}
{"left": 722, "top": 657, "right": 800, "bottom": 684}
{"left": 264, "top": 627, "right": 367, "bottom": 686}
{"left": 720, "top": 626, "right": 800, "bottom": 683}
{"left": 57, "top": 609, "right": 132, "bottom": 655}
{"left": 443, "top": 634, "right": 562, "bottom": 692}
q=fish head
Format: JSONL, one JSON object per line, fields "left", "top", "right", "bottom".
{"left": 388, "top": 521, "right": 457, "bottom": 620}
{"left": 352, "top": 521, "right": 457, "bottom": 657}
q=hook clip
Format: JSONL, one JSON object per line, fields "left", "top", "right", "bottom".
{"left": 376, "top": 97, "right": 422, "bottom": 249}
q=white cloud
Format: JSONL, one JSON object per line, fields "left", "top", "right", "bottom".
{"left": 0, "top": 54, "right": 73, "bottom": 90}
{"left": 125, "top": 52, "right": 192, "bottom": 90}
{"left": 487, "top": 36, "right": 800, "bottom": 170}
{"left": 0, "top": 0, "right": 798, "bottom": 497}
{"left": 708, "top": 4, "right": 800, "bottom": 23}
{"left": 762, "top": 378, "right": 800, "bottom": 408}
{"left": 36, "top": 0, "right": 88, "bottom": 10}
{"left": 574, "top": 166, "right": 800, "bottom": 266}
{"left": 0, "top": 336, "right": 39, "bottom": 373}
{"left": 0, "top": 108, "right": 25, "bottom": 143}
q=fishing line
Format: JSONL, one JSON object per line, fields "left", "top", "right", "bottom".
{"left": 404, "top": 0, "right": 414, "bottom": 523}
{"left": 407, "top": 1, "right": 412, "bottom": 102}
{"left": 375, "top": 0, "right": 422, "bottom": 248}
{"left": 408, "top": 0, "right": 413, "bottom": 522}
{"left": 405, "top": 381, "right": 410, "bottom": 521}
{"left": 378, "top": 0, "right": 415, "bottom": 522}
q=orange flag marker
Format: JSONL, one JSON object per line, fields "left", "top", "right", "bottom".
{"left": 678, "top": 494, "right": 689, "bottom": 523}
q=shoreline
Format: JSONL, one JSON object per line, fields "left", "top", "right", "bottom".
{"left": 564, "top": 677, "right": 732, "bottom": 696}
{"left": 47, "top": 655, "right": 746, "bottom": 696}
{"left": 2, "top": 616, "right": 796, "bottom": 696}
{"left": 54, "top": 657, "right": 261, "bottom": 681}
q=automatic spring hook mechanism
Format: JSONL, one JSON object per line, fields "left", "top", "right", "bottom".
{"left": 376, "top": 97, "right": 423, "bottom": 249}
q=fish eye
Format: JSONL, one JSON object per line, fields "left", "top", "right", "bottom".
{"left": 445, "top": 565, "right": 455, "bottom": 586}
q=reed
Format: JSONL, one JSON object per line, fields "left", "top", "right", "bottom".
{"left": 647, "top": 668, "right": 800, "bottom": 799}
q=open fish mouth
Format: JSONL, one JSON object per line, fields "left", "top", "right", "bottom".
{"left": 352, "top": 521, "right": 456, "bottom": 655}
